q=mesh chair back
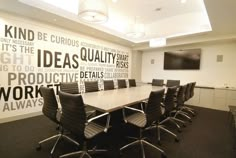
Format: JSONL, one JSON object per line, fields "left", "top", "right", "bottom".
{"left": 145, "top": 89, "right": 165, "bottom": 126}
{"left": 59, "top": 91, "right": 86, "bottom": 137}
{"left": 129, "top": 79, "right": 136, "bottom": 87}
{"left": 60, "top": 82, "right": 79, "bottom": 94}
{"left": 163, "top": 86, "right": 178, "bottom": 113}
{"left": 152, "top": 79, "right": 164, "bottom": 86}
{"left": 40, "top": 86, "right": 59, "bottom": 124}
{"left": 84, "top": 81, "right": 99, "bottom": 92}
{"left": 176, "top": 84, "right": 187, "bottom": 106}
{"left": 103, "top": 80, "right": 115, "bottom": 90}
{"left": 185, "top": 83, "right": 192, "bottom": 101}
{"left": 117, "top": 79, "right": 127, "bottom": 88}
{"left": 166, "top": 80, "right": 180, "bottom": 87}
{"left": 190, "top": 82, "right": 196, "bottom": 98}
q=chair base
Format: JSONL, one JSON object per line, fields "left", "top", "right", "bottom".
{"left": 120, "top": 139, "right": 166, "bottom": 158}
{"left": 36, "top": 134, "right": 80, "bottom": 155}
{"left": 59, "top": 147, "right": 107, "bottom": 158}
{"left": 160, "top": 117, "right": 184, "bottom": 131}
{"left": 181, "top": 106, "right": 196, "bottom": 116}
{"left": 158, "top": 125, "right": 179, "bottom": 144}
{"left": 175, "top": 111, "right": 192, "bottom": 122}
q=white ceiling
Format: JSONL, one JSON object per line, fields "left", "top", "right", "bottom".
{"left": 0, "top": 0, "right": 236, "bottom": 50}
{"left": 103, "top": 0, "right": 212, "bottom": 43}
{"left": 17, "top": 0, "right": 212, "bottom": 43}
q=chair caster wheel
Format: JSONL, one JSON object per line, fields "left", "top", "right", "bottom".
{"left": 177, "top": 129, "right": 182, "bottom": 133}
{"left": 183, "top": 124, "right": 186, "bottom": 128}
{"left": 175, "top": 138, "right": 179, "bottom": 142}
{"left": 36, "top": 144, "right": 41, "bottom": 151}
{"left": 161, "top": 152, "right": 167, "bottom": 158}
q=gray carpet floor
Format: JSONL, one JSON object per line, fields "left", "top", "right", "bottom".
{"left": 0, "top": 106, "right": 235, "bottom": 158}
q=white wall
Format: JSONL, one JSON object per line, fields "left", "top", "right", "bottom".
{"left": 141, "top": 40, "right": 236, "bottom": 88}
{"left": 131, "top": 50, "right": 142, "bottom": 82}
{"left": 0, "top": 12, "right": 131, "bottom": 123}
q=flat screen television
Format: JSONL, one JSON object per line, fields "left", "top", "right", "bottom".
{"left": 164, "top": 49, "right": 201, "bottom": 70}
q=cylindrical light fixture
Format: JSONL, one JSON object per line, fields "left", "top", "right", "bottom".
{"left": 78, "top": 0, "right": 108, "bottom": 23}
{"left": 126, "top": 23, "right": 145, "bottom": 38}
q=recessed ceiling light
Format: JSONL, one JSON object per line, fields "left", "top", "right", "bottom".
{"left": 180, "top": 0, "right": 187, "bottom": 3}
{"left": 112, "top": 0, "right": 118, "bottom": 3}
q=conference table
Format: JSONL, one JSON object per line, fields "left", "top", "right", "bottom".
{"left": 81, "top": 84, "right": 164, "bottom": 113}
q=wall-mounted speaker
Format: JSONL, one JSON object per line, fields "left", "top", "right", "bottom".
{"left": 151, "top": 59, "right": 155, "bottom": 64}
{"left": 216, "top": 55, "right": 223, "bottom": 62}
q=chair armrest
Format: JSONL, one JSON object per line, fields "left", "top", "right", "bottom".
{"left": 84, "top": 104, "right": 96, "bottom": 118}
{"left": 86, "top": 110, "right": 96, "bottom": 119}
{"left": 141, "top": 100, "right": 148, "bottom": 111}
{"left": 87, "top": 112, "right": 111, "bottom": 133}
{"left": 123, "top": 106, "right": 145, "bottom": 113}
{"left": 57, "top": 108, "right": 62, "bottom": 113}
{"left": 87, "top": 112, "right": 110, "bottom": 123}
{"left": 122, "top": 106, "right": 145, "bottom": 123}
{"left": 56, "top": 108, "right": 62, "bottom": 122}
{"left": 161, "top": 102, "right": 165, "bottom": 107}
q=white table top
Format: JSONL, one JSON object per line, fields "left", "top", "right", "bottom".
{"left": 81, "top": 85, "right": 164, "bottom": 112}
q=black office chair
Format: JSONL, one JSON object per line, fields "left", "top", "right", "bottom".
{"left": 58, "top": 91, "right": 111, "bottom": 158}
{"left": 84, "top": 81, "right": 99, "bottom": 92}
{"left": 36, "top": 86, "right": 80, "bottom": 155}
{"left": 189, "top": 82, "right": 197, "bottom": 115}
{"left": 160, "top": 87, "right": 185, "bottom": 134}
{"left": 61, "top": 82, "right": 96, "bottom": 118}
{"left": 152, "top": 79, "right": 164, "bottom": 86}
{"left": 103, "top": 80, "right": 115, "bottom": 90}
{"left": 166, "top": 80, "right": 180, "bottom": 87}
{"left": 174, "top": 85, "right": 192, "bottom": 122}
{"left": 60, "top": 82, "right": 79, "bottom": 94}
{"left": 117, "top": 79, "right": 127, "bottom": 88}
{"left": 120, "top": 89, "right": 167, "bottom": 158}
{"left": 185, "top": 83, "right": 192, "bottom": 101}
{"left": 175, "top": 85, "right": 187, "bottom": 107}
{"left": 183, "top": 82, "right": 196, "bottom": 116}
{"left": 128, "top": 79, "right": 136, "bottom": 87}
{"left": 190, "top": 82, "right": 196, "bottom": 98}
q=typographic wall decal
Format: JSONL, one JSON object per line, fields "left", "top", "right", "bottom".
{"left": 0, "top": 14, "right": 131, "bottom": 120}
